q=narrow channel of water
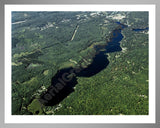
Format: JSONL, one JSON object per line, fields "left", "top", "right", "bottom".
{"left": 132, "top": 27, "right": 149, "bottom": 32}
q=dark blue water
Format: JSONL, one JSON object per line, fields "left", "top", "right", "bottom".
{"left": 77, "top": 24, "right": 125, "bottom": 77}
{"left": 40, "top": 67, "right": 78, "bottom": 106}
{"left": 132, "top": 27, "right": 149, "bottom": 32}
{"left": 40, "top": 23, "right": 127, "bottom": 106}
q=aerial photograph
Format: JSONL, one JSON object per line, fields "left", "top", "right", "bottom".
{"left": 11, "top": 11, "right": 149, "bottom": 115}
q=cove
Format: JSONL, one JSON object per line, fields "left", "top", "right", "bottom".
{"left": 40, "top": 23, "right": 127, "bottom": 106}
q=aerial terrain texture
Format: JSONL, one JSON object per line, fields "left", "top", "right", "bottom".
{"left": 12, "top": 11, "right": 149, "bottom": 115}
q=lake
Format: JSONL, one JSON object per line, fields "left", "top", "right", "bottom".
{"left": 40, "top": 22, "right": 127, "bottom": 106}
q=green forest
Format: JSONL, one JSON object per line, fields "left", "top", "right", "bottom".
{"left": 12, "top": 11, "right": 149, "bottom": 115}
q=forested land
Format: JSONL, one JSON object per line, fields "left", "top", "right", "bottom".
{"left": 12, "top": 11, "right": 148, "bottom": 115}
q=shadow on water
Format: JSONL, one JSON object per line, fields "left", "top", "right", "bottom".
{"left": 40, "top": 23, "right": 127, "bottom": 106}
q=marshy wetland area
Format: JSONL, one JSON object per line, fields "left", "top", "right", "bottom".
{"left": 12, "top": 11, "right": 149, "bottom": 115}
